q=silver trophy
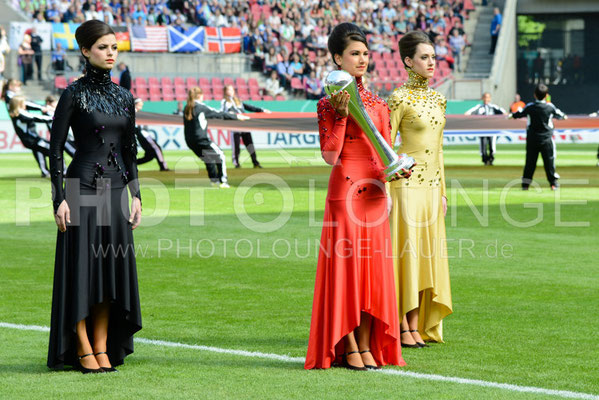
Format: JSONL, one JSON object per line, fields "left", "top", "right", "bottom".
{"left": 324, "top": 70, "right": 415, "bottom": 181}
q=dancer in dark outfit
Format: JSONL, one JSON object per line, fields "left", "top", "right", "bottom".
{"left": 3, "top": 79, "right": 58, "bottom": 176}
{"left": 183, "top": 87, "right": 248, "bottom": 188}
{"left": 48, "top": 20, "right": 142, "bottom": 374}
{"left": 134, "top": 98, "right": 168, "bottom": 171}
{"left": 9, "top": 96, "right": 76, "bottom": 176}
{"left": 510, "top": 83, "right": 567, "bottom": 190}
{"left": 220, "top": 85, "right": 270, "bottom": 168}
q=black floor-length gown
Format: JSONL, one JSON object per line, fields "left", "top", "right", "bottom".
{"left": 47, "top": 61, "right": 142, "bottom": 369}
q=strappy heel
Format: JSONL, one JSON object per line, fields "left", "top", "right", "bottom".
{"left": 94, "top": 351, "right": 118, "bottom": 372}
{"left": 359, "top": 349, "right": 380, "bottom": 370}
{"left": 76, "top": 353, "right": 104, "bottom": 374}
{"left": 341, "top": 351, "right": 367, "bottom": 371}
{"left": 410, "top": 329, "right": 429, "bottom": 347}
{"left": 400, "top": 329, "right": 420, "bottom": 348}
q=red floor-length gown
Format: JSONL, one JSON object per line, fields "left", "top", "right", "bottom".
{"left": 305, "top": 77, "right": 405, "bottom": 369}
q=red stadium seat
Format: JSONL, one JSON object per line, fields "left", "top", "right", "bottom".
{"left": 248, "top": 78, "right": 259, "bottom": 87}
{"left": 54, "top": 76, "right": 67, "bottom": 89}
{"left": 174, "top": 77, "right": 185, "bottom": 86}
{"left": 135, "top": 77, "right": 147, "bottom": 89}
{"left": 291, "top": 77, "right": 303, "bottom": 91}
{"left": 262, "top": 95, "right": 273, "bottom": 101}
{"left": 203, "top": 92, "right": 213, "bottom": 100}
{"left": 136, "top": 87, "right": 148, "bottom": 101}
{"left": 382, "top": 52, "right": 393, "bottom": 61}
{"left": 235, "top": 77, "right": 247, "bottom": 88}
{"left": 239, "top": 92, "right": 250, "bottom": 101}
{"left": 186, "top": 77, "right": 199, "bottom": 88}
{"left": 175, "top": 92, "right": 187, "bottom": 101}
{"left": 199, "top": 77, "right": 211, "bottom": 87}
{"left": 249, "top": 86, "right": 261, "bottom": 96}
{"left": 148, "top": 77, "right": 159, "bottom": 86}
{"left": 212, "top": 87, "right": 224, "bottom": 98}
{"left": 251, "top": 95, "right": 262, "bottom": 101}
{"left": 211, "top": 77, "right": 224, "bottom": 88}
{"left": 275, "top": 95, "right": 285, "bottom": 101}
{"left": 223, "top": 77, "right": 234, "bottom": 86}
{"left": 161, "top": 77, "right": 173, "bottom": 86}
{"left": 162, "top": 91, "right": 175, "bottom": 101}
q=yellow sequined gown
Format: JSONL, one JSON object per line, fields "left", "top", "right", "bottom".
{"left": 387, "top": 70, "right": 453, "bottom": 342}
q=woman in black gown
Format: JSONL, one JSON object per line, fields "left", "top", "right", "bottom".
{"left": 47, "top": 20, "right": 142, "bottom": 374}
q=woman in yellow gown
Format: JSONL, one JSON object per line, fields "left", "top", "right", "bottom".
{"left": 387, "top": 31, "right": 453, "bottom": 346}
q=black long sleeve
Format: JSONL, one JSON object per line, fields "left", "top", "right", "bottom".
{"left": 122, "top": 96, "right": 141, "bottom": 201}
{"left": 50, "top": 87, "right": 74, "bottom": 212}
{"left": 242, "top": 102, "right": 265, "bottom": 113}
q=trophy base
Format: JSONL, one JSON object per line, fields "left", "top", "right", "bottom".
{"left": 383, "top": 156, "right": 416, "bottom": 182}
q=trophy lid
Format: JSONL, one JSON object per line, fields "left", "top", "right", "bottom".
{"left": 324, "top": 70, "right": 354, "bottom": 97}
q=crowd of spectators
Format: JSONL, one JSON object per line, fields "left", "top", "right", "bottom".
{"left": 19, "top": 0, "right": 473, "bottom": 99}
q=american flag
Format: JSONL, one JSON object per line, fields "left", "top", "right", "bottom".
{"left": 129, "top": 25, "right": 168, "bottom": 52}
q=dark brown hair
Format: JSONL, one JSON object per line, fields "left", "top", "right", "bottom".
{"left": 398, "top": 31, "right": 434, "bottom": 68}
{"left": 327, "top": 23, "right": 368, "bottom": 67}
{"left": 534, "top": 83, "right": 548, "bottom": 100}
{"left": 75, "top": 20, "right": 115, "bottom": 58}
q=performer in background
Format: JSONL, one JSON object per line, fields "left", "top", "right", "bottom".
{"left": 3, "top": 78, "right": 55, "bottom": 175}
{"left": 48, "top": 20, "right": 142, "bottom": 374}
{"left": 8, "top": 95, "right": 76, "bottom": 176}
{"left": 465, "top": 93, "right": 506, "bottom": 165}
{"left": 388, "top": 31, "right": 453, "bottom": 347}
{"left": 510, "top": 83, "right": 566, "bottom": 190}
{"left": 221, "top": 85, "right": 270, "bottom": 169}
{"left": 305, "top": 22, "right": 405, "bottom": 371}
{"left": 183, "top": 87, "right": 248, "bottom": 188}
{"left": 134, "top": 98, "right": 169, "bottom": 171}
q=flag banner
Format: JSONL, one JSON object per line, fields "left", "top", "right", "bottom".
{"left": 51, "top": 23, "right": 80, "bottom": 50}
{"left": 113, "top": 26, "right": 131, "bottom": 52}
{"left": 205, "top": 27, "right": 241, "bottom": 53}
{"left": 129, "top": 25, "right": 168, "bottom": 52}
{"left": 9, "top": 22, "right": 53, "bottom": 51}
{"left": 168, "top": 26, "right": 205, "bottom": 53}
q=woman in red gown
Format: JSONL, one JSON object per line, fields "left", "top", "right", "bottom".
{"left": 305, "top": 23, "right": 406, "bottom": 370}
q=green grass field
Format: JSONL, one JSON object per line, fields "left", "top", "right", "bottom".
{"left": 1, "top": 144, "right": 598, "bottom": 400}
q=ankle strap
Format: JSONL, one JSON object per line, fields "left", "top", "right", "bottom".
{"left": 345, "top": 350, "right": 359, "bottom": 355}
{"left": 94, "top": 352, "right": 107, "bottom": 356}
{"left": 78, "top": 353, "right": 94, "bottom": 360}
{"left": 359, "top": 349, "right": 371, "bottom": 354}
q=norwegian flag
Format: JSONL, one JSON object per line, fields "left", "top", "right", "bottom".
{"left": 129, "top": 25, "right": 168, "bottom": 52}
{"left": 205, "top": 27, "right": 241, "bottom": 53}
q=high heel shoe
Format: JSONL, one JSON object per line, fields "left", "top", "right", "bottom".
{"left": 359, "top": 350, "right": 380, "bottom": 370}
{"left": 341, "top": 351, "right": 367, "bottom": 371}
{"left": 94, "top": 352, "right": 118, "bottom": 372}
{"left": 400, "top": 330, "right": 420, "bottom": 348}
{"left": 76, "top": 353, "right": 104, "bottom": 374}
{"left": 410, "top": 329, "right": 429, "bottom": 347}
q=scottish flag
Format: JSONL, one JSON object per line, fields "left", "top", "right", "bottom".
{"left": 167, "top": 26, "right": 205, "bottom": 53}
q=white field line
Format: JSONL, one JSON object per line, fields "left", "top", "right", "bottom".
{"left": 1, "top": 321, "right": 598, "bottom": 400}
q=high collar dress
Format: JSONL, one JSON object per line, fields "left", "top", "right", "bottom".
{"left": 47, "top": 62, "right": 142, "bottom": 369}
{"left": 305, "top": 76, "right": 405, "bottom": 369}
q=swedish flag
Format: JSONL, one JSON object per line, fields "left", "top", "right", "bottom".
{"left": 52, "top": 23, "right": 80, "bottom": 50}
